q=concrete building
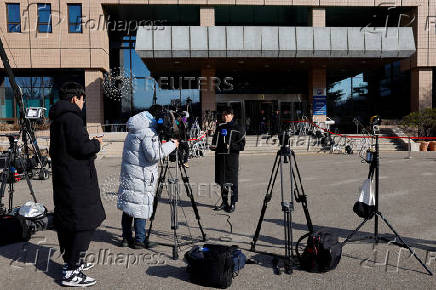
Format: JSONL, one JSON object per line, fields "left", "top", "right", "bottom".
{"left": 0, "top": 1, "right": 435, "bottom": 133}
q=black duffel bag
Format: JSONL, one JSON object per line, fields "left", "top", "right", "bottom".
{"left": 185, "top": 244, "right": 236, "bottom": 289}
{"left": 0, "top": 214, "right": 32, "bottom": 246}
{"left": 296, "top": 230, "right": 342, "bottom": 273}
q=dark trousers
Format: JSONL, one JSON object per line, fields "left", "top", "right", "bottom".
{"left": 57, "top": 228, "right": 95, "bottom": 269}
{"left": 221, "top": 183, "right": 238, "bottom": 204}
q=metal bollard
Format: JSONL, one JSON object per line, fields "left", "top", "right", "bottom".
{"left": 407, "top": 137, "right": 412, "bottom": 159}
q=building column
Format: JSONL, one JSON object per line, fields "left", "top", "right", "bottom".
{"left": 411, "top": 68, "right": 433, "bottom": 112}
{"left": 309, "top": 68, "right": 327, "bottom": 122}
{"left": 200, "top": 6, "right": 215, "bottom": 26}
{"left": 311, "top": 7, "right": 326, "bottom": 27}
{"left": 85, "top": 69, "right": 105, "bottom": 133}
{"left": 201, "top": 67, "right": 216, "bottom": 115}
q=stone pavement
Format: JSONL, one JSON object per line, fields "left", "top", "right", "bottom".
{"left": 1, "top": 152, "right": 436, "bottom": 289}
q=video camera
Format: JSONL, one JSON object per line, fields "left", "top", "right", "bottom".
{"left": 155, "top": 108, "right": 180, "bottom": 141}
{"left": 154, "top": 107, "right": 189, "bottom": 141}
{"left": 153, "top": 107, "right": 190, "bottom": 163}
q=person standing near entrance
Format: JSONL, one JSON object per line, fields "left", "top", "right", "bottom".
{"left": 49, "top": 82, "right": 105, "bottom": 287}
{"left": 211, "top": 107, "right": 245, "bottom": 213}
{"left": 259, "top": 109, "right": 268, "bottom": 135}
{"left": 271, "top": 109, "right": 281, "bottom": 135}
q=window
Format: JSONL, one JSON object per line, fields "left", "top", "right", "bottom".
{"left": 68, "top": 4, "right": 82, "bottom": 33}
{"left": 37, "top": 3, "right": 52, "bottom": 33}
{"left": 7, "top": 3, "right": 21, "bottom": 33}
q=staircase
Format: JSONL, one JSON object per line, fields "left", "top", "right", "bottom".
{"left": 1, "top": 127, "right": 409, "bottom": 158}
{"left": 239, "top": 128, "right": 409, "bottom": 155}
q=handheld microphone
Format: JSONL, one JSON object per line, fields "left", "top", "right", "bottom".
{"left": 221, "top": 128, "right": 228, "bottom": 144}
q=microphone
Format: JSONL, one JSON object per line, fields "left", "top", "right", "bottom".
{"left": 221, "top": 128, "right": 228, "bottom": 146}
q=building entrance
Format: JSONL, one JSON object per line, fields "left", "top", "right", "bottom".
{"left": 216, "top": 94, "right": 307, "bottom": 135}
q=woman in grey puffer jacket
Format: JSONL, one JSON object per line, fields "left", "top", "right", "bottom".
{"left": 117, "top": 109, "right": 178, "bottom": 248}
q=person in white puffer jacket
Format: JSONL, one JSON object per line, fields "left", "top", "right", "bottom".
{"left": 117, "top": 105, "right": 178, "bottom": 249}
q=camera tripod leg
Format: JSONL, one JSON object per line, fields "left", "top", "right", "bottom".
{"left": 168, "top": 178, "right": 179, "bottom": 260}
{"left": 283, "top": 206, "right": 293, "bottom": 274}
{"left": 341, "top": 217, "right": 369, "bottom": 246}
{"left": 0, "top": 171, "right": 8, "bottom": 214}
{"left": 146, "top": 162, "right": 169, "bottom": 244}
{"left": 23, "top": 171, "right": 37, "bottom": 203}
{"left": 179, "top": 162, "right": 207, "bottom": 241}
{"left": 376, "top": 211, "right": 433, "bottom": 276}
{"left": 250, "top": 152, "right": 280, "bottom": 252}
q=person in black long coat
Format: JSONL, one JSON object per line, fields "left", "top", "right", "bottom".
{"left": 211, "top": 107, "right": 245, "bottom": 213}
{"left": 49, "top": 82, "right": 105, "bottom": 287}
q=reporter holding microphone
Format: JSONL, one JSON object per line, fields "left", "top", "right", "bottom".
{"left": 211, "top": 107, "right": 245, "bottom": 213}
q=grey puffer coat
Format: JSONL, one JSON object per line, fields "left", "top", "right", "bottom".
{"left": 117, "top": 111, "right": 176, "bottom": 219}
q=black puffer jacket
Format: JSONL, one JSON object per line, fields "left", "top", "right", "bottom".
{"left": 49, "top": 100, "right": 106, "bottom": 231}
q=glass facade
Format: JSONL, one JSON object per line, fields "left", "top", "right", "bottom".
{"left": 433, "top": 68, "right": 436, "bottom": 109}
{"left": 7, "top": 3, "right": 21, "bottom": 33}
{"left": 107, "top": 31, "right": 201, "bottom": 123}
{"left": 37, "top": 4, "right": 52, "bottom": 33}
{"left": 327, "top": 62, "right": 411, "bottom": 132}
{"left": 0, "top": 71, "right": 84, "bottom": 122}
{"left": 68, "top": 4, "right": 82, "bottom": 33}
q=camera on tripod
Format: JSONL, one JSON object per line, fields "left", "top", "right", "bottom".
{"left": 278, "top": 130, "right": 292, "bottom": 147}
{"left": 154, "top": 107, "right": 190, "bottom": 163}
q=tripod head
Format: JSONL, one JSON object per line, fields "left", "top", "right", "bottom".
{"left": 0, "top": 134, "right": 20, "bottom": 149}
{"left": 278, "top": 130, "right": 293, "bottom": 163}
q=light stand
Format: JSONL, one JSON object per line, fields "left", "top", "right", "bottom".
{"left": 146, "top": 148, "right": 207, "bottom": 259}
{"left": 342, "top": 135, "right": 433, "bottom": 276}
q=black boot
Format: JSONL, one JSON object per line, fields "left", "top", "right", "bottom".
{"left": 226, "top": 201, "right": 236, "bottom": 213}
{"left": 214, "top": 199, "right": 229, "bottom": 211}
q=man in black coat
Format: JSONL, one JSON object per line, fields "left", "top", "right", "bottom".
{"left": 49, "top": 82, "right": 105, "bottom": 287}
{"left": 211, "top": 107, "right": 245, "bottom": 213}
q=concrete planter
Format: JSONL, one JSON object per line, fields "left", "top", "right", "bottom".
{"left": 419, "top": 142, "right": 429, "bottom": 151}
{"left": 429, "top": 141, "right": 436, "bottom": 151}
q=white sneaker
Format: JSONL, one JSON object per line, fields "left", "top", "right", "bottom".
{"left": 62, "top": 263, "right": 95, "bottom": 275}
{"left": 61, "top": 269, "right": 96, "bottom": 287}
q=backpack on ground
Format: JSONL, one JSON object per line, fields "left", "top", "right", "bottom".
{"left": 296, "top": 230, "right": 342, "bottom": 273}
{"left": 185, "top": 244, "right": 245, "bottom": 288}
{"left": 0, "top": 214, "right": 32, "bottom": 246}
{"left": 18, "top": 201, "right": 53, "bottom": 234}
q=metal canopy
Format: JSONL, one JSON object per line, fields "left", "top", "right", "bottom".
{"left": 135, "top": 26, "right": 416, "bottom": 59}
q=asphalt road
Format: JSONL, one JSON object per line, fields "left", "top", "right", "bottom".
{"left": 1, "top": 151, "right": 436, "bottom": 289}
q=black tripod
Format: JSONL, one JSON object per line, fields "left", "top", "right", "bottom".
{"left": 250, "top": 140, "right": 313, "bottom": 275}
{"left": 342, "top": 135, "right": 433, "bottom": 276}
{"left": 146, "top": 149, "right": 207, "bottom": 259}
{"left": 0, "top": 134, "right": 37, "bottom": 215}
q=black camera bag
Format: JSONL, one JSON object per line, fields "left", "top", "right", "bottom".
{"left": 0, "top": 214, "right": 32, "bottom": 246}
{"left": 185, "top": 244, "right": 234, "bottom": 289}
{"left": 296, "top": 230, "right": 342, "bottom": 273}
